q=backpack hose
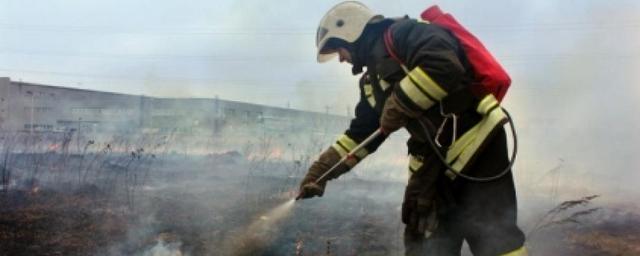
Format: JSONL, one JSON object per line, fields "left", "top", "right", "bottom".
{"left": 382, "top": 6, "right": 518, "bottom": 182}
{"left": 417, "top": 107, "right": 518, "bottom": 182}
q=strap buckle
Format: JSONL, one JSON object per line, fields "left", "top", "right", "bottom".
{"left": 435, "top": 102, "right": 457, "bottom": 148}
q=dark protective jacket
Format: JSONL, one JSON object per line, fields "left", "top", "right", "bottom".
{"left": 329, "top": 17, "right": 503, "bottom": 176}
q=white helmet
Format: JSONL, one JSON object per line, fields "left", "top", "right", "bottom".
{"left": 316, "top": 1, "right": 383, "bottom": 63}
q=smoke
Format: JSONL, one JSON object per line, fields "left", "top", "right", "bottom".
{"left": 144, "top": 239, "right": 186, "bottom": 256}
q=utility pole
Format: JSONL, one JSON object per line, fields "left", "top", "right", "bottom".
{"left": 214, "top": 95, "right": 220, "bottom": 135}
{"left": 26, "top": 90, "right": 34, "bottom": 133}
{"left": 2, "top": 79, "right": 8, "bottom": 131}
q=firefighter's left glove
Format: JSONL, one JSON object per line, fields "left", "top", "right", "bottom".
{"left": 402, "top": 155, "right": 441, "bottom": 236}
{"left": 296, "top": 147, "right": 351, "bottom": 200}
{"left": 380, "top": 93, "right": 417, "bottom": 135}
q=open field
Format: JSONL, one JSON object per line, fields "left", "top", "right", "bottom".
{"left": 0, "top": 132, "right": 638, "bottom": 256}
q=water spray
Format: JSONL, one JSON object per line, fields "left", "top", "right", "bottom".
{"left": 256, "top": 198, "right": 296, "bottom": 227}
{"left": 229, "top": 129, "right": 383, "bottom": 253}
{"left": 227, "top": 198, "right": 296, "bottom": 254}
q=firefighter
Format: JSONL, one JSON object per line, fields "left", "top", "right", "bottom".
{"left": 297, "top": 1, "right": 527, "bottom": 256}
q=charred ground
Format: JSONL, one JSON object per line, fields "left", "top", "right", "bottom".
{"left": 0, "top": 132, "right": 639, "bottom": 256}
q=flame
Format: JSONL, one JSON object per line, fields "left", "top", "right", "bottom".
{"left": 246, "top": 146, "right": 287, "bottom": 161}
{"left": 269, "top": 147, "right": 284, "bottom": 159}
{"left": 48, "top": 143, "right": 61, "bottom": 151}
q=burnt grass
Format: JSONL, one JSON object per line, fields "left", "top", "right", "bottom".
{"left": 0, "top": 154, "right": 406, "bottom": 256}
{"left": 1, "top": 154, "right": 640, "bottom": 255}
{"left": 0, "top": 186, "right": 130, "bottom": 256}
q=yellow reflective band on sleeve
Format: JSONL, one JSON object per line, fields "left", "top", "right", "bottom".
{"left": 400, "top": 77, "right": 435, "bottom": 109}
{"left": 337, "top": 134, "right": 358, "bottom": 151}
{"left": 364, "top": 84, "right": 376, "bottom": 107}
{"left": 501, "top": 247, "right": 528, "bottom": 256}
{"left": 399, "top": 67, "right": 448, "bottom": 110}
{"left": 445, "top": 97, "right": 507, "bottom": 179}
{"left": 331, "top": 143, "right": 349, "bottom": 158}
{"left": 411, "top": 67, "right": 448, "bottom": 100}
{"left": 477, "top": 94, "right": 500, "bottom": 115}
{"left": 332, "top": 134, "right": 369, "bottom": 160}
{"left": 352, "top": 147, "right": 369, "bottom": 159}
{"left": 408, "top": 154, "right": 424, "bottom": 173}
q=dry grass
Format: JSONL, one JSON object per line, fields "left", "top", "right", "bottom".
{"left": 528, "top": 195, "right": 600, "bottom": 238}
{"left": 0, "top": 188, "right": 130, "bottom": 256}
{"left": 568, "top": 231, "right": 640, "bottom": 255}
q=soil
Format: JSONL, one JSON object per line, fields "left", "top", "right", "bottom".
{"left": 1, "top": 155, "right": 639, "bottom": 256}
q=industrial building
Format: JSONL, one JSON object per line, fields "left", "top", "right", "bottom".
{"left": 0, "top": 77, "right": 349, "bottom": 137}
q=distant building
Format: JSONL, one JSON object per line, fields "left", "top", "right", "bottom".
{"left": 0, "top": 77, "right": 349, "bottom": 137}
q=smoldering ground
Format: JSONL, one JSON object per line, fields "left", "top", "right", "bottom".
{"left": 1, "top": 123, "right": 640, "bottom": 256}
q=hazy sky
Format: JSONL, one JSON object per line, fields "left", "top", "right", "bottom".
{"left": 1, "top": 0, "right": 636, "bottom": 110}
{"left": 1, "top": 1, "right": 640, "bottom": 198}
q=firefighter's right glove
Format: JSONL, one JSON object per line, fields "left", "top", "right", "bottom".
{"left": 297, "top": 178, "right": 326, "bottom": 200}
{"left": 296, "top": 147, "right": 351, "bottom": 200}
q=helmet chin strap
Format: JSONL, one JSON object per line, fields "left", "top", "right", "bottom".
{"left": 351, "top": 36, "right": 369, "bottom": 75}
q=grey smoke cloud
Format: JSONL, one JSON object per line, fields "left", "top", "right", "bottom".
{"left": 1, "top": 0, "right": 639, "bottom": 201}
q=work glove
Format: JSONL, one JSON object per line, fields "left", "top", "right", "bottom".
{"left": 296, "top": 147, "right": 351, "bottom": 200}
{"left": 297, "top": 175, "right": 326, "bottom": 199}
{"left": 380, "top": 92, "right": 417, "bottom": 135}
{"left": 403, "top": 191, "right": 439, "bottom": 236}
{"left": 402, "top": 154, "right": 441, "bottom": 236}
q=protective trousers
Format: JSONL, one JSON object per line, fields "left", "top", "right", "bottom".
{"left": 403, "top": 128, "right": 526, "bottom": 256}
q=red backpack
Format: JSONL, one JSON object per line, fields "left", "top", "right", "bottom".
{"left": 384, "top": 5, "right": 511, "bottom": 102}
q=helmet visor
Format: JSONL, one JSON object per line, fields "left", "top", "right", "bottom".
{"left": 317, "top": 52, "right": 338, "bottom": 63}
{"left": 316, "top": 37, "right": 342, "bottom": 63}
{"left": 316, "top": 27, "right": 329, "bottom": 47}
